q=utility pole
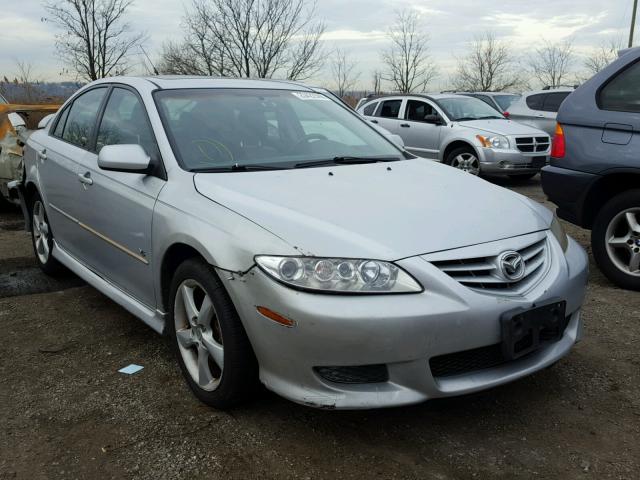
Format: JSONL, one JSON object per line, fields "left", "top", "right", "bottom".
{"left": 630, "top": 0, "right": 639, "bottom": 48}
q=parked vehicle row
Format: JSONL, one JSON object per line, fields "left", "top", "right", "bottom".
{"left": 356, "top": 93, "right": 550, "bottom": 178}
{"left": 12, "top": 76, "right": 587, "bottom": 409}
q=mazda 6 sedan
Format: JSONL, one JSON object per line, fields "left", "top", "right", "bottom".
{"left": 14, "top": 77, "right": 588, "bottom": 409}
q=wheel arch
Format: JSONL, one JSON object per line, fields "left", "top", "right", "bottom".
{"left": 582, "top": 171, "right": 640, "bottom": 228}
{"left": 441, "top": 140, "right": 480, "bottom": 164}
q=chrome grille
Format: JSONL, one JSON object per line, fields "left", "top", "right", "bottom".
{"left": 515, "top": 136, "right": 550, "bottom": 153}
{"left": 431, "top": 238, "right": 549, "bottom": 295}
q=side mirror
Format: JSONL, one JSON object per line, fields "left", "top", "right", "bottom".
{"left": 424, "top": 114, "right": 443, "bottom": 125}
{"left": 98, "top": 144, "right": 151, "bottom": 174}
{"left": 38, "top": 114, "right": 55, "bottom": 129}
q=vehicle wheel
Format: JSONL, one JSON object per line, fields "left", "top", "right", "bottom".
{"left": 446, "top": 147, "right": 480, "bottom": 176}
{"left": 591, "top": 190, "right": 640, "bottom": 291}
{"left": 30, "top": 193, "right": 64, "bottom": 275}
{"left": 508, "top": 173, "right": 537, "bottom": 181}
{"left": 168, "top": 258, "right": 258, "bottom": 409}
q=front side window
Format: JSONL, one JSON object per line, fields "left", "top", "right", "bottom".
{"left": 96, "top": 88, "right": 157, "bottom": 156}
{"left": 600, "top": 60, "right": 640, "bottom": 112}
{"left": 542, "top": 92, "right": 570, "bottom": 112}
{"left": 154, "top": 89, "right": 402, "bottom": 171}
{"left": 52, "top": 107, "right": 70, "bottom": 138}
{"left": 436, "top": 97, "right": 503, "bottom": 122}
{"left": 405, "top": 100, "right": 436, "bottom": 122}
{"left": 62, "top": 88, "right": 107, "bottom": 148}
{"left": 377, "top": 99, "right": 402, "bottom": 118}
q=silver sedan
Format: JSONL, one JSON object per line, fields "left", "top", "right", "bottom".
{"left": 15, "top": 77, "right": 588, "bottom": 409}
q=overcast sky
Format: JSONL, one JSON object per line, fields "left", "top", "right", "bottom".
{"left": 0, "top": 0, "right": 636, "bottom": 90}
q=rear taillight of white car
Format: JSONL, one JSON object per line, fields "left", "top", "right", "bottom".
{"left": 503, "top": 111, "right": 510, "bottom": 118}
{"left": 550, "top": 123, "right": 566, "bottom": 158}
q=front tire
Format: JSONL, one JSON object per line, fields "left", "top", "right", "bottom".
{"left": 167, "top": 258, "right": 258, "bottom": 409}
{"left": 30, "top": 193, "right": 64, "bottom": 276}
{"left": 591, "top": 190, "right": 640, "bottom": 291}
{"left": 445, "top": 146, "right": 480, "bottom": 176}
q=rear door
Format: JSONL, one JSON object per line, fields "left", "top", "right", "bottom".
{"left": 37, "top": 87, "right": 108, "bottom": 259}
{"left": 73, "top": 86, "right": 165, "bottom": 307}
{"left": 399, "top": 99, "right": 443, "bottom": 158}
{"left": 371, "top": 98, "right": 404, "bottom": 133}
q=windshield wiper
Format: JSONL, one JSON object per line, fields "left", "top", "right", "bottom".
{"left": 294, "top": 156, "right": 400, "bottom": 168}
{"left": 192, "top": 163, "right": 286, "bottom": 173}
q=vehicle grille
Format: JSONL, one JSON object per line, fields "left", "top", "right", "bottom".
{"left": 314, "top": 364, "right": 389, "bottom": 384}
{"left": 515, "top": 136, "right": 550, "bottom": 153}
{"left": 431, "top": 238, "right": 548, "bottom": 295}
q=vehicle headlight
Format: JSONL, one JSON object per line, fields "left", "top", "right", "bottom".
{"left": 255, "top": 256, "right": 423, "bottom": 294}
{"left": 476, "top": 134, "right": 509, "bottom": 150}
{"left": 550, "top": 215, "right": 569, "bottom": 252}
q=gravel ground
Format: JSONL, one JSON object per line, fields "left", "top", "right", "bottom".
{"left": 0, "top": 176, "right": 638, "bottom": 480}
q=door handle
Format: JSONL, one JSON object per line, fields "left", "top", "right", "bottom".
{"left": 78, "top": 172, "right": 93, "bottom": 186}
{"left": 370, "top": 119, "right": 378, "bottom": 124}
{"left": 400, "top": 123, "right": 410, "bottom": 128}
{"left": 37, "top": 149, "right": 47, "bottom": 161}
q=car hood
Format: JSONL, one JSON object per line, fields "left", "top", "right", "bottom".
{"left": 457, "top": 119, "right": 546, "bottom": 136}
{"left": 194, "top": 160, "right": 551, "bottom": 260}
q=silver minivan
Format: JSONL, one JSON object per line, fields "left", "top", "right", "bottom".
{"left": 357, "top": 94, "right": 551, "bottom": 179}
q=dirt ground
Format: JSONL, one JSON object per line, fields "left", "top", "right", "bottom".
{"left": 0, "top": 177, "right": 638, "bottom": 480}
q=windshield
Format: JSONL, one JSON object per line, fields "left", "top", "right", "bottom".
{"left": 436, "top": 97, "right": 504, "bottom": 121}
{"left": 154, "top": 88, "right": 403, "bottom": 171}
{"left": 494, "top": 94, "right": 520, "bottom": 111}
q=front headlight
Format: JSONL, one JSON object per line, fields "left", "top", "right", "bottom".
{"left": 255, "top": 256, "right": 423, "bottom": 294}
{"left": 476, "top": 134, "right": 510, "bottom": 150}
{"left": 550, "top": 215, "right": 569, "bottom": 252}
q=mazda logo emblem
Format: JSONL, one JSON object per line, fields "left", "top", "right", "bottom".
{"left": 498, "top": 251, "right": 525, "bottom": 281}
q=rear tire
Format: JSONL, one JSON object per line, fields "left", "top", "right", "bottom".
{"left": 591, "top": 190, "right": 640, "bottom": 291}
{"left": 29, "top": 192, "right": 64, "bottom": 276}
{"left": 507, "top": 173, "right": 537, "bottom": 181}
{"left": 167, "top": 258, "right": 259, "bottom": 409}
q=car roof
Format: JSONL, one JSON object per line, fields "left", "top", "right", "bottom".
{"left": 454, "top": 92, "right": 520, "bottom": 97}
{"left": 88, "top": 75, "right": 316, "bottom": 92}
{"left": 358, "top": 93, "right": 459, "bottom": 105}
{"left": 522, "top": 88, "right": 575, "bottom": 96}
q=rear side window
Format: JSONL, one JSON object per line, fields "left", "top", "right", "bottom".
{"left": 541, "top": 92, "right": 570, "bottom": 112}
{"left": 600, "top": 60, "right": 640, "bottom": 113}
{"left": 526, "top": 94, "right": 546, "bottom": 111}
{"left": 377, "top": 99, "right": 402, "bottom": 118}
{"left": 362, "top": 102, "right": 378, "bottom": 116}
{"left": 62, "top": 88, "right": 107, "bottom": 149}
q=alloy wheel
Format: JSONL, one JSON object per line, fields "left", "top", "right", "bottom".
{"left": 174, "top": 279, "right": 224, "bottom": 391}
{"left": 605, "top": 208, "right": 640, "bottom": 277}
{"left": 451, "top": 153, "right": 480, "bottom": 175}
{"left": 32, "top": 200, "right": 50, "bottom": 265}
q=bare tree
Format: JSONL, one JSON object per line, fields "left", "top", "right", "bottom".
{"left": 372, "top": 70, "right": 383, "bottom": 95}
{"left": 331, "top": 49, "right": 360, "bottom": 97}
{"left": 453, "top": 31, "right": 521, "bottom": 92}
{"left": 584, "top": 39, "right": 623, "bottom": 76}
{"left": 529, "top": 40, "right": 575, "bottom": 89}
{"left": 161, "top": 0, "right": 325, "bottom": 80}
{"left": 43, "top": 0, "right": 145, "bottom": 81}
{"left": 381, "top": 10, "right": 437, "bottom": 93}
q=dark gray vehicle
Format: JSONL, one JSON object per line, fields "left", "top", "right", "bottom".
{"left": 542, "top": 47, "right": 640, "bottom": 290}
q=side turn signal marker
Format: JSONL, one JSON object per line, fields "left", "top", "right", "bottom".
{"left": 257, "top": 306, "right": 296, "bottom": 327}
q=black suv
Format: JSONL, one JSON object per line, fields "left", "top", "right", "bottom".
{"left": 542, "top": 46, "right": 640, "bottom": 290}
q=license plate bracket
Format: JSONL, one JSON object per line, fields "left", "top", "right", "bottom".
{"left": 531, "top": 157, "right": 547, "bottom": 169}
{"left": 501, "top": 300, "right": 567, "bottom": 361}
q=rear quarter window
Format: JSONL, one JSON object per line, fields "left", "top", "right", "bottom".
{"left": 525, "top": 94, "right": 546, "bottom": 111}
{"left": 542, "top": 92, "right": 570, "bottom": 112}
{"left": 362, "top": 102, "right": 378, "bottom": 116}
{"left": 599, "top": 60, "right": 640, "bottom": 113}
